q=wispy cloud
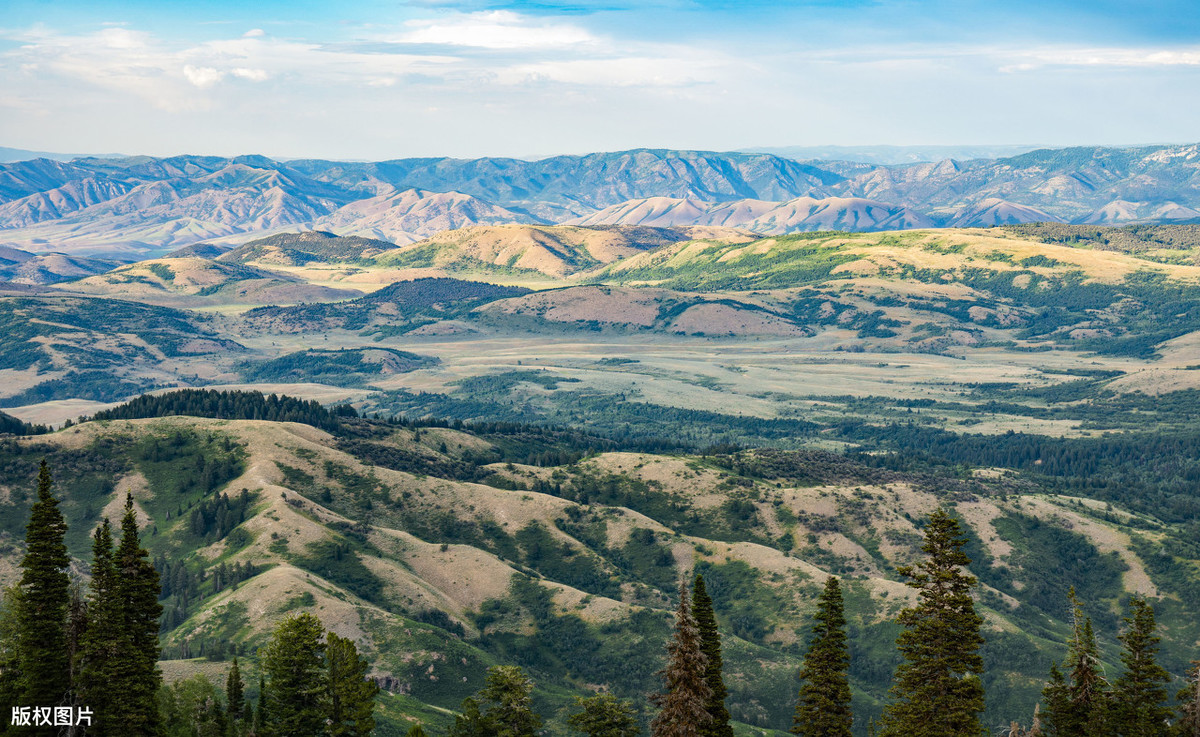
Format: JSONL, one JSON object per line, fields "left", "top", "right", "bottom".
{"left": 999, "top": 46, "right": 1200, "bottom": 72}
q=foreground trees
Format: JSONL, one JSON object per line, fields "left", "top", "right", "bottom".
{"left": 258, "top": 613, "right": 377, "bottom": 737}
{"left": 691, "top": 574, "right": 732, "bottom": 737}
{"left": 650, "top": 580, "right": 712, "bottom": 737}
{"left": 879, "top": 508, "right": 985, "bottom": 737}
{"left": 16, "top": 461, "right": 71, "bottom": 717}
{"left": 450, "top": 665, "right": 542, "bottom": 737}
{"left": 567, "top": 693, "right": 640, "bottom": 737}
{"left": 1110, "top": 596, "right": 1171, "bottom": 736}
{"left": 793, "top": 576, "right": 852, "bottom": 737}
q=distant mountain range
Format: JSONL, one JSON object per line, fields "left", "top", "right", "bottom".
{"left": 1, "top": 145, "right": 1198, "bottom": 257}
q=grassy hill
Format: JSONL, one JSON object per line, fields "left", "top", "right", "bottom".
{"left": 68, "top": 256, "right": 362, "bottom": 306}
{"left": 0, "top": 406, "right": 1196, "bottom": 735}
{"left": 218, "top": 230, "right": 397, "bottom": 265}
{"left": 371, "top": 224, "right": 739, "bottom": 278}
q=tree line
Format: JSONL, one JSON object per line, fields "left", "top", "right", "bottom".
{"left": 0, "top": 461, "right": 378, "bottom": 736}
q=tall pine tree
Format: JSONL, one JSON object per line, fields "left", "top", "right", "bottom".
{"left": 879, "top": 509, "right": 985, "bottom": 737}
{"left": 793, "top": 576, "right": 852, "bottom": 737}
{"left": 79, "top": 518, "right": 122, "bottom": 736}
{"left": 1044, "top": 588, "right": 1110, "bottom": 737}
{"left": 651, "top": 579, "right": 712, "bottom": 737}
{"left": 326, "top": 632, "right": 378, "bottom": 737}
{"left": 692, "top": 574, "right": 733, "bottom": 737}
{"left": 110, "top": 494, "right": 164, "bottom": 737}
{"left": 17, "top": 460, "right": 71, "bottom": 721}
{"left": 1110, "top": 596, "right": 1170, "bottom": 736}
{"left": 260, "top": 613, "right": 328, "bottom": 737}
{"left": 226, "top": 657, "right": 245, "bottom": 735}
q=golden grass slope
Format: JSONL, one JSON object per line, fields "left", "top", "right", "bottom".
{"left": 373, "top": 224, "right": 750, "bottom": 278}
{"left": 66, "top": 256, "right": 362, "bottom": 305}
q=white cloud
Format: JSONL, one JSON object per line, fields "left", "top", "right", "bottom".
{"left": 243, "top": 29, "right": 265, "bottom": 38}
{"left": 397, "top": 10, "right": 596, "bottom": 50}
{"left": 231, "top": 67, "right": 270, "bottom": 81}
{"left": 183, "top": 65, "right": 224, "bottom": 88}
{"left": 1000, "top": 46, "right": 1200, "bottom": 71}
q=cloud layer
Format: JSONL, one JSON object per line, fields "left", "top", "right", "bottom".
{"left": 1, "top": 2, "right": 1197, "bottom": 158}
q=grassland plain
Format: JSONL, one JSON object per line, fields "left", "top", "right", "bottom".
{"left": 0, "top": 408, "right": 1197, "bottom": 736}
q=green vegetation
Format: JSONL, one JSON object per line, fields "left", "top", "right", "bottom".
{"left": 239, "top": 348, "right": 437, "bottom": 388}
{"left": 243, "top": 277, "right": 530, "bottom": 333}
{"left": 91, "top": 388, "right": 345, "bottom": 432}
{"left": 794, "top": 577, "right": 852, "bottom": 737}
{"left": 879, "top": 509, "right": 985, "bottom": 737}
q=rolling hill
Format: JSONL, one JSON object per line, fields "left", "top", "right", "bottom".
{"left": 68, "top": 256, "right": 363, "bottom": 306}
{"left": 371, "top": 224, "right": 736, "bottom": 278}
{"left": 0, "top": 245, "right": 124, "bottom": 284}
{"left": 0, "top": 405, "right": 1195, "bottom": 735}
{"left": 217, "top": 231, "right": 397, "bottom": 265}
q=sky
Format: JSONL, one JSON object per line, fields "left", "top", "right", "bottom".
{"left": 1, "top": 0, "right": 1198, "bottom": 160}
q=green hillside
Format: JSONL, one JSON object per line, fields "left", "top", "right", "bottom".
{"left": 0, "top": 396, "right": 1196, "bottom": 735}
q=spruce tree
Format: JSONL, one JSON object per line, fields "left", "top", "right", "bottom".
{"left": 326, "top": 632, "right": 378, "bottom": 737}
{"left": 567, "top": 693, "right": 640, "bottom": 737}
{"left": 1176, "top": 661, "right": 1200, "bottom": 737}
{"left": 260, "top": 613, "right": 328, "bottom": 737}
{"left": 651, "top": 580, "right": 712, "bottom": 737}
{"left": 1110, "top": 596, "right": 1170, "bottom": 736}
{"left": 1041, "top": 663, "right": 1071, "bottom": 735}
{"left": 793, "top": 576, "right": 852, "bottom": 737}
{"left": 226, "top": 657, "right": 245, "bottom": 733}
{"left": 79, "top": 518, "right": 122, "bottom": 736}
{"left": 111, "top": 494, "right": 164, "bottom": 736}
{"left": 449, "top": 665, "right": 541, "bottom": 737}
{"left": 17, "top": 460, "right": 71, "bottom": 719}
{"left": 692, "top": 574, "right": 733, "bottom": 737}
{"left": 407, "top": 725, "right": 429, "bottom": 737}
{"left": 255, "top": 675, "right": 268, "bottom": 736}
{"left": 1045, "top": 589, "right": 1110, "bottom": 737}
{"left": 878, "top": 509, "right": 985, "bottom": 737}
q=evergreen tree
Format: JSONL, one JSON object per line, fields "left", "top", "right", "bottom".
{"left": 566, "top": 693, "right": 640, "bottom": 737}
{"left": 260, "top": 613, "right": 328, "bottom": 737}
{"left": 1041, "top": 664, "right": 1071, "bottom": 736}
{"left": 110, "top": 494, "right": 165, "bottom": 736}
{"left": 79, "top": 518, "right": 122, "bottom": 736}
{"left": 878, "top": 509, "right": 985, "bottom": 737}
{"left": 326, "top": 632, "right": 378, "bottom": 737}
{"left": 226, "top": 657, "right": 245, "bottom": 734}
{"left": 449, "top": 665, "right": 541, "bottom": 737}
{"left": 793, "top": 576, "right": 852, "bottom": 737}
{"left": 160, "top": 674, "right": 228, "bottom": 737}
{"left": 1110, "top": 596, "right": 1170, "bottom": 736}
{"left": 254, "top": 675, "right": 268, "bottom": 737}
{"left": 407, "top": 725, "right": 429, "bottom": 737}
{"left": 1175, "top": 662, "right": 1200, "bottom": 737}
{"left": 1045, "top": 589, "right": 1110, "bottom": 737}
{"left": 17, "top": 460, "right": 71, "bottom": 721}
{"left": 691, "top": 574, "right": 732, "bottom": 737}
{"left": 651, "top": 580, "right": 712, "bottom": 737}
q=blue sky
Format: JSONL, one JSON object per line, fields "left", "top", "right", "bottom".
{"left": 1, "top": 0, "right": 1197, "bottom": 159}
